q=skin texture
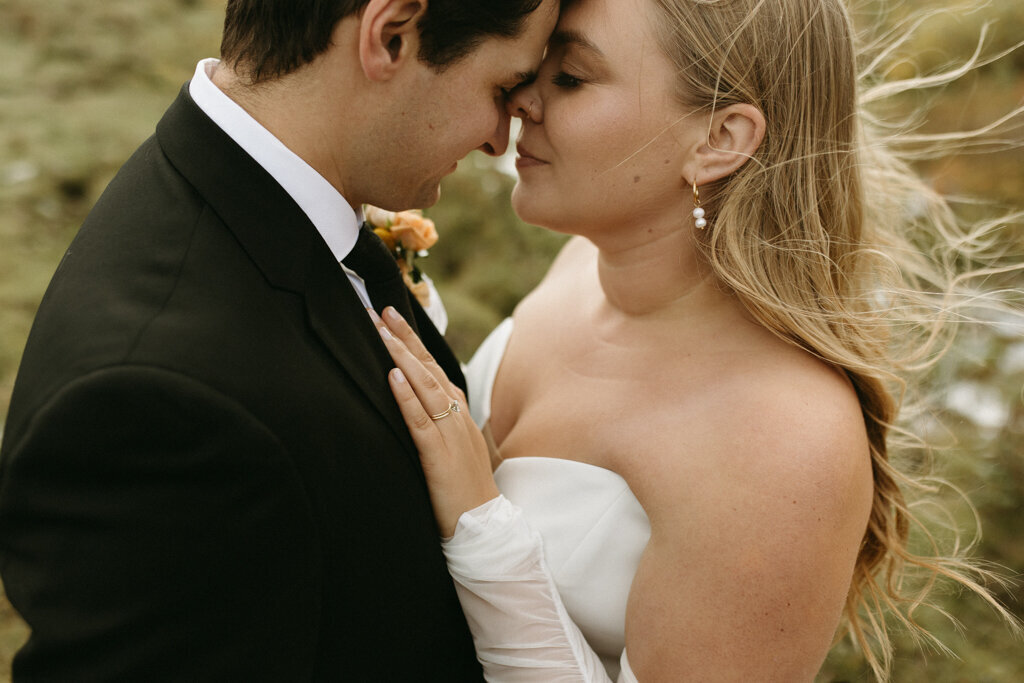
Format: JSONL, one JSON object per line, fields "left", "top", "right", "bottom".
{"left": 381, "top": 0, "right": 875, "bottom": 679}
{"left": 213, "top": 0, "right": 560, "bottom": 211}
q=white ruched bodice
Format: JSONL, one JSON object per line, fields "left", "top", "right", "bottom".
{"left": 465, "top": 319, "right": 652, "bottom": 677}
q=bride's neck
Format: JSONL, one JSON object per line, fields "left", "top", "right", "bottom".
{"left": 593, "top": 224, "right": 714, "bottom": 317}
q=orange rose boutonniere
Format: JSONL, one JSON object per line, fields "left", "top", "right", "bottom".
{"left": 363, "top": 206, "right": 439, "bottom": 307}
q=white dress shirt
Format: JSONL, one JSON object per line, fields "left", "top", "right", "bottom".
{"left": 187, "top": 59, "right": 448, "bottom": 332}
{"left": 189, "top": 59, "right": 370, "bottom": 301}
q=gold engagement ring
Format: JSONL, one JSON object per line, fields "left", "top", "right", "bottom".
{"left": 429, "top": 400, "right": 461, "bottom": 421}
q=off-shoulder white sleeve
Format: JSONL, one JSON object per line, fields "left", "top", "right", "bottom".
{"left": 441, "top": 495, "right": 639, "bottom": 682}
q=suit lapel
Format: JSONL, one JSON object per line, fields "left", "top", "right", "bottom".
{"left": 303, "top": 244, "right": 417, "bottom": 452}
{"left": 411, "top": 301, "right": 467, "bottom": 396}
{"left": 156, "top": 85, "right": 416, "bottom": 453}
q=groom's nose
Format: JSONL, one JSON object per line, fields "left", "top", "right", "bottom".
{"left": 478, "top": 108, "right": 512, "bottom": 157}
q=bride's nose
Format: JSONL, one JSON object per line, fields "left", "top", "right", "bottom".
{"left": 507, "top": 85, "right": 542, "bottom": 123}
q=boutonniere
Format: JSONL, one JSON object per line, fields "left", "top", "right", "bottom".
{"left": 364, "top": 206, "right": 439, "bottom": 308}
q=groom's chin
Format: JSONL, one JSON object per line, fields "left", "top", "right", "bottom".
{"left": 403, "top": 178, "right": 444, "bottom": 211}
{"left": 419, "top": 184, "right": 443, "bottom": 209}
{"left": 376, "top": 185, "right": 442, "bottom": 213}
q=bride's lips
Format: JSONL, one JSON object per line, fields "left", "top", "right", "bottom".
{"left": 515, "top": 144, "right": 548, "bottom": 170}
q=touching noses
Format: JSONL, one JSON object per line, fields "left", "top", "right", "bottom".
{"left": 478, "top": 83, "right": 543, "bottom": 157}
{"left": 507, "top": 84, "right": 541, "bottom": 123}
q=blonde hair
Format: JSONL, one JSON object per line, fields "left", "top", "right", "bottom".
{"left": 650, "top": 0, "right": 1022, "bottom": 678}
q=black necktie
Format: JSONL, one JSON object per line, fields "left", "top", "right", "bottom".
{"left": 342, "top": 223, "right": 418, "bottom": 332}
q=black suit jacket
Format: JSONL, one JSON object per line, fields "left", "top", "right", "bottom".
{"left": 0, "top": 85, "right": 482, "bottom": 681}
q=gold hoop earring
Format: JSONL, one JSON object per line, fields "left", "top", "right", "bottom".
{"left": 692, "top": 181, "right": 707, "bottom": 229}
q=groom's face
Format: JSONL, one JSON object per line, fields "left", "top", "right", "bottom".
{"left": 367, "top": 0, "right": 559, "bottom": 209}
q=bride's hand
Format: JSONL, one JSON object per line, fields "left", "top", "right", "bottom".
{"left": 374, "top": 307, "right": 500, "bottom": 537}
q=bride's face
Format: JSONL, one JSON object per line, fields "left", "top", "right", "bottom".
{"left": 509, "top": 0, "right": 697, "bottom": 237}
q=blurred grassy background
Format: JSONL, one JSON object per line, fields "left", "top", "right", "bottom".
{"left": 0, "top": 0, "right": 1021, "bottom": 680}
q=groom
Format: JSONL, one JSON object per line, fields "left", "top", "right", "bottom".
{"left": 0, "top": 0, "right": 557, "bottom": 679}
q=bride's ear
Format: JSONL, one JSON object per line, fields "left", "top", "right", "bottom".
{"left": 685, "top": 103, "right": 766, "bottom": 185}
{"left": 359, "top": 0, "right": 428, "bottom": 82}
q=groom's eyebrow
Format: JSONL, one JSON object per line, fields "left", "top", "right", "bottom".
{"left": 510, "top": 70, "right": 538, "bottom": 88}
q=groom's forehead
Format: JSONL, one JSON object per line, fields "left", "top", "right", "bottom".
{"left": 454, "top": 41, "right": 541, "bottom": 89}
{"left": 478, "top": 0, "right": 558, "bottom": 65}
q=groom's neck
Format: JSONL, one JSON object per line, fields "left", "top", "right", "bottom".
{"left": 210, "top": 58, "right": 364, "bottom": 204}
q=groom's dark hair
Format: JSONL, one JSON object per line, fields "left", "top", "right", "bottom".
{"left": 220, "top": 0, "right": 547, "bottom": 83}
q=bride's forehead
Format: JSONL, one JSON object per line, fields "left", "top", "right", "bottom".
{"left": 555, "top": 0, "right": 656, "bottom": 48}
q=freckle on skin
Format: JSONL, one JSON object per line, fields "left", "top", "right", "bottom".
{"left": 634, "top": 176, "right": 641, "bottom": 183}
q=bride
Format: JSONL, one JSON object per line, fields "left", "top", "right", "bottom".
{"left": 373, "top": 0, "right": 1015, "bottom": 679}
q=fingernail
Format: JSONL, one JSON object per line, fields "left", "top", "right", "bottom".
{"left": 379, "top": 325, "right": 394, "bottom": 341}
{"left": 393, "top": 368, "right": 406, "bottom": 384}
{"left": 385, "top": 307, "right": 403, "bottom": 324}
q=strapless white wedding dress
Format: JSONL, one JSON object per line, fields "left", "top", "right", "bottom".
{"left": 449, "top": 318, "right": 651, "bottom": 681}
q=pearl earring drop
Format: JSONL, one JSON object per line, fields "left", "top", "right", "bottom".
{"left": 692, "top": 181, "right": 707, "bottom": 230}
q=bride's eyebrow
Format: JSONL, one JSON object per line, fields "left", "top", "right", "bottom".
{"left": 549, "top": 29, "right": 606, "bottom": 61}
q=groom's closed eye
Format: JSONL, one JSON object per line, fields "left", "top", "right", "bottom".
{"left": 501, "top": 71, "right": 539, "bottom": 99}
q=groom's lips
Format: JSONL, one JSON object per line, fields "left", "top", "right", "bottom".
{"left": 515, "top": 144, "right": 548, "bottom": 169}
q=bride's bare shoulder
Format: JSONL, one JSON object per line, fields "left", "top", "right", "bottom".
{"left": 630, "top": 340, "right": 873, "bottom": 527}
{"left": 621, "top": 342, "right": 875, "bottom": 679}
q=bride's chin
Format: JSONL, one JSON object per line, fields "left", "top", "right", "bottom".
{"left": 512, "top": 208, "right": 580, "bottom": 238}
{"left": 511, "top": 185, "right": 560, "bottom": 232}
{"left": 511, "top": 184, "right": 592, "bottom": 237}
{"left": 511, "top": 188, "right": 548, "bottom": 229}
{"left": 510, "top": 183, "right": 527, "bottom": 214}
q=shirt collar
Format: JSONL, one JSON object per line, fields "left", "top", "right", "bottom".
{"left": 188, "top": 58, "right": 360, "bottom": 262}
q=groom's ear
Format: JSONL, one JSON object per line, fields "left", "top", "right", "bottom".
{"left": 684, "top": 103, "right": 766, "bottom": 185}
{"left": 359, "top": 0, "right": 428, "bottom": 82}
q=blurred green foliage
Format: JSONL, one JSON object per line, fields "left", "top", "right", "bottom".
{"left": 0, "top": 0, "right": 1021, "bottom": 680}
